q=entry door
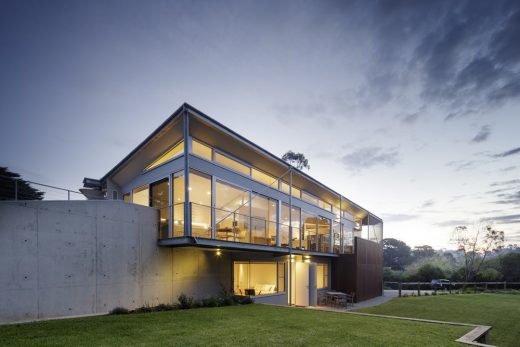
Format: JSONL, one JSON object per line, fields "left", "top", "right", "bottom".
{"left": 295, "top": 262, "right": 310, "bottom": 306}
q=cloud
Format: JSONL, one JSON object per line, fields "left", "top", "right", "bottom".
{"left": 435, "top": 219, "right": 470, "bottom": 227}
{"left": 490, "top": 179, "right": 520, "bottom": 187}
{"left": 445, "top": 160, "right": 477, "bottom": 171}
{"left": 471, "top": 125, "right": 491, "bottom": 143}
{"left": 492, "top": 147, "right": 520, "bottom": 158}
{"left": 495, "top": 191, "right": 520, "bottom": 205}
{"left": 365, "top": 1, "right": 520, "bottom": 119}
{"left": 501, "top": 166, "right": 517, "bottom": 172}
{"left": 421, "top": 199, "right": 435, "bottom": 208}
{"left": 341, "top": 147, "right": 399, "bottom": 171}
{"left": 481, "top": 214, "right": 520, "bottom": 224}
{"left": 400, "top": 112, "right": 420, "bottom": 125}
{"left": 381, "top": 213, "right": 419, "bottom": 222}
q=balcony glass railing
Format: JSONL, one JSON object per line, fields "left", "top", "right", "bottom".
{"left": 159, "top": 202, "right": 356, "bottom": 254}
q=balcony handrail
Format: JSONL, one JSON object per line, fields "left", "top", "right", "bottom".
{"left": 0, "top": 174, "right": 83, "bottom": 200}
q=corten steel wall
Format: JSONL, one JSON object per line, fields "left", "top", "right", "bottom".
{"left": 0, "top": 200, "right": 231, "bottom": 324}
{"left": 331, "top": 237, "right": 383, "bottom": 302}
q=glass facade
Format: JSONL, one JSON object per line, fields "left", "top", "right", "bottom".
{"left": 215, "top": 180, "right": 250, "bottom": 243}
{"left": 190, "top": 171, "right": 212, "bottom": 238}
{"left": 318, "top": 217, "right": 331, "bottom": 253}
{"left": 123, "top": 136, "right": 381, "bottom": 254}
{"left": 215, "top": 152, "right": 251, "bottom": 176}
{"left": 233, "top": 262, "right": 285, "bottom": 296}
{"left": 251, "top": 194, "right": 277, "bottom": 246}
{"left": 150, "top": 179, "right": 169, "bottom": 239}
{"left": 302, "top": 211, "right": 317, "bottom": 251}
{"left": 172, "top": 172, "right": 185, "bottom": 237}
{"left": 317, "top": 263, "right": 328, "bottom": 289}
{"left": 191, "top": 139, "right": 212, "bottom": 161}
{"left": 144, "top": 141, "right": 184, "bottom": 172}
{"left": 132, "top": 185, "right": 149, "bottom": 206}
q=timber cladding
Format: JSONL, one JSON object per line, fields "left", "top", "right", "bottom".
{"left": 331, "top": 237, "right": 383, "bottom": 302}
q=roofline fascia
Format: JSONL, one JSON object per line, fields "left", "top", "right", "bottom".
{"left": 99, "top": 102, "right": 382, "bottom": 222}
{"left": 100, "top": 104, "right": 185, "bottom": 182}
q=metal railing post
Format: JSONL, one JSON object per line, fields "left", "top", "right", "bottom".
{"left": 14, "top": 179, "right": 18, "bottom": 200}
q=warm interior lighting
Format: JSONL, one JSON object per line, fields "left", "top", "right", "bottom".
{"left": 144, "top": 141, "right": 184, "bottom": 171}
{"left": 216, "top": 249, "right": 222, "bottom": 256}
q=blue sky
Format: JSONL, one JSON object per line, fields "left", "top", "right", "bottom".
{"left": 1, "top": 0, "right": 519, "bottom": 248}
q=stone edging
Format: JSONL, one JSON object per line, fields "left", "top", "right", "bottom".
{"left": 305, "top": 306, "right": 495, "bottom": 347}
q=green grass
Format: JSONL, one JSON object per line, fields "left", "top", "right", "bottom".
{"left": 356, "top": 293, "right": 520, "bottom": 347}
{"left": 0, "top": 304, "right": 469, "bottom": 346}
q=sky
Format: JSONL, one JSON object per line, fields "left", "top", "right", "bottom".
{"left": 1, "top": 0, "right": 519, "bottom": 249}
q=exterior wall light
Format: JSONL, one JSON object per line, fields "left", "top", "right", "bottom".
{"left": 216, "top": 249, "right": 222, "bottom": 256}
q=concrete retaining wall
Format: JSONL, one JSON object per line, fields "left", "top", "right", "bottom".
{"left": 0, "top": 200, "right": 230, "bottom": 324}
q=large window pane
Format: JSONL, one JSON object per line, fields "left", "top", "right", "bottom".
{"left": 342, "top": 223, "right": 354, "bottom": 254}
{"left": 251, "top": 195, "right": 269, "bottom": 245}
{"left": 318, "top": 200, "right": 332, "bottom": 211}
{"left": 132, "top": 185, "right": 149, "bottom": 206}
{"left": 191, "top": 139, "right": 212, "bottom": 161}
{"left": 301, "top": 191, "right": 319, "bottom": 205}
{"left": 318, "top": 217, "right": 331, "bottom": 253}
{"left": 190, "top": 171, "right": 212, "bottom": 238}
{"left": 251, "top": 195, "right": 277, "bottom": 246}
{"left": 233, "top": 262, "right": 284, "bottom": 296}
{"left": 281, "top": 203, "right": 300, "bottom": 248}
{"left": 150, "top": 179, "right": 169, "bottom": 239}
{"left": 144, "top": 141, "right": 184, "bottom": 171}
{"left": 215, "top": 181, "right": 250, "bottom": 243}
{"left": 215, "top": 152, "right": 251, "bottom": 176}
{"left": 280, "top": 181, "right": 301, "bottom": 199}
{"left": 332, "top": 222, "right": 341, "bottom": 253}
{"left": 302, "top": 211, "right": 317, "bottom": 251}
{"left": 173, "top": 172, "right": 184, "bottom": 237}
{"left": 317, "top": 263, "right": 328, "bottom": 289}
{"left": 252, "top": 168, "right": 278, "bottom": 188}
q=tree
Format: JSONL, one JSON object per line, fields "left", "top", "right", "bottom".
{"left": 0, "top": 167, "right": 44, "bottom": 200}
{"left": 451, "top": 224, "right": 504, "bottom": 282}
{"left": 282, "top": 151, "right": 310, "bottom": 171}
{"left": 383, "top": 238, "right": 412, "bottom": 270}
{"left": 416, "top": 263, "right": 445, "bottom": 282}
{"left": 412, "top": 245, "right": 435, "bottom": 260}
{"left": 499, "top": 253, "right": 520, "bottom": 282}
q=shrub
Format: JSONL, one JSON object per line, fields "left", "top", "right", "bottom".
{"left": 109, "top": 307, "right": 129, "bottom": 315}
{"left": 133, "top": 305, "right": 154, "bottom": 314}
{"left": 202, "top": 297, "right": 219, "bottom": 307}
{"left": 155, "top": 304, "right": 176, "bottom": 311}
{"left": 178, "top": 293, "right": 194, "bottom": 309}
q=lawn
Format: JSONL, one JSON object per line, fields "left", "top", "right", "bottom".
{"left": 0, "top": 304, "right": 469, "bottom": 346}
{"left": 356, "top": 293, "right": 520, "bottom": 347}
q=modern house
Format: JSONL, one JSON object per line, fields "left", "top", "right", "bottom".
{"left": 0, "top": 103, "right": 383, "bottom": 323}
{"left": 85, "top": 103, "right": 383, "bottom": 306}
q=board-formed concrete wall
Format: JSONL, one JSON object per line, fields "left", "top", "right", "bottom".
{"left": 0, "top": 200, "right": 232, "bottom": 324}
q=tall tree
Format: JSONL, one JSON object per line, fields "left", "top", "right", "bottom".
{"left": 451, "top": 224, "right": 504, "bottom": 282}
{"left": 383, "top": 238, "right": 412, "bottom": 270}
{"left": 282, "top": 151, "right": 310, "bottom": 171}
{"left": 412, "top": 245, "right": 436, "bottom": 260}
{"left": 0, "top": 167, "right": 45, "bottom": 200}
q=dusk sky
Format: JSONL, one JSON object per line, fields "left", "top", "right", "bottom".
{"left": 1, "top": 0, "right": 519, "bottom": 249}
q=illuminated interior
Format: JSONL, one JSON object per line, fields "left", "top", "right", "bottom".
{"left": 251, "top": 195, "right": 277, "bottom": 246}
{"left": 252, "top": 168, "right": 278, "bottom": 188}
{"left": 190, "top": 171, "right": 212, "bottom": 238}
{"left": 233, "top": 262, "right": 285, "bottom": 296}
{"left": 150, "top": 178, "right": 169, "bottom": 239}
{"left": 215, "top": 152, "right": 251, "bottom": 176}
{"left": 215, "top": 180, "right": 250, "bottom": 243}
{"left": 318, "top": 217, "right": 331, "bottom": 253}
{"left": 317, "top": 263, "right": 328, "bottom": 289}
{"left": 302, "top": 211, "right": 318, "bottom": 251}
{"left": 172, "top": 172, "right": 184, "bottom": 237}
{"left": 144, "top": 141, "right": 184, "bottom": 172}
{"left": 132, "top": 185, "right": 149, "bottom": 206}
{"left": 191, "top": 139, "right": 212, "bottom": 161}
